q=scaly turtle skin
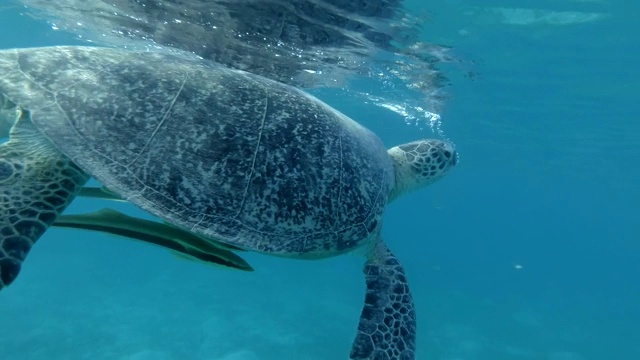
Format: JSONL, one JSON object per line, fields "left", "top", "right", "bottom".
{"left": 0, "top": 46, "right": 457, "bottom": 360}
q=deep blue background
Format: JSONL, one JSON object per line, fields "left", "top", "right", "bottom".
{"left": 0, "top": 1, "right": 638, "bottom": 359}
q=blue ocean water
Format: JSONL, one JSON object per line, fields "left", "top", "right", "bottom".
{"left": 0, "top": 1, "right": 638, "bottom": 359}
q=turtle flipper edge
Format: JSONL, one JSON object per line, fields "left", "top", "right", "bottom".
{"left": 0, "top": 106, "right": 88, "bottom": 289}
{"left": 350, "top": 239, "right": 416, "bottom": 360}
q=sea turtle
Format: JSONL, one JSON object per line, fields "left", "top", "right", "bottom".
{"left": 0, "top": 46, "right": 457, "bottom": 359}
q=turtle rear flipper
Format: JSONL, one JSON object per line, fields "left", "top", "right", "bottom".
{"left": 351, "top": 239, "right": 416, "bottom": 359}
{"left": 0, "top": 107, "right": 88, "bottom": 289}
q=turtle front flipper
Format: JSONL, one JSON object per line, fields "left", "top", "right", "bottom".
{"left": 0, "top": 107, "right": 89, "bottom": 289}
{"left": 351, "top": 238, "right": 416, "bottom": 360}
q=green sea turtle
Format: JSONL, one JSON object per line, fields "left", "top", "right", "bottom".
{"left": 0, "top": 46, "right": 457, "bottom": 359}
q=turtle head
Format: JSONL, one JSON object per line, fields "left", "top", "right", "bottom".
{"left": 387, "top": 139, "right": 457, "bottom": 202}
